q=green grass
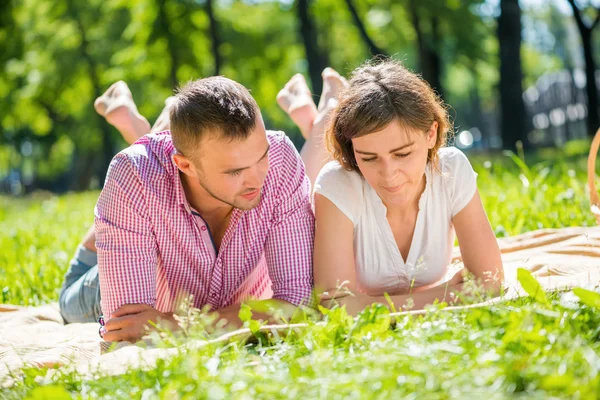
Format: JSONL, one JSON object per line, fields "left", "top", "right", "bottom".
{"left": 2, "top": 150, "right": 600, "bottom": 398}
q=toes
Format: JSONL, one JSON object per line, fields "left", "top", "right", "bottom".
{"left": 322, "top": 68, "right": 345, "bottom": 90}
{"left": 276, "top": 89, "right": 291, "bottom": 111}
{"left": 94, "top": 97, "right": 107, "bottom": 116}
{"left": 164, "top": 96, "right": 176, "bottom": 107}
{"left": 288, "top": 74, "right": 311, "bottom": 96}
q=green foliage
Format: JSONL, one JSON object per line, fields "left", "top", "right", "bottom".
{"left": 517, "top": 268, "right": 549, "bottom": 305}
{"left": 573, "top": 288, "right": 600, "bottom": 309}
{"left": 0, "top": 191, "right": 99, "bottom": 305}
{"left": 1, "top": 0, "right": 575, "bottom": 188}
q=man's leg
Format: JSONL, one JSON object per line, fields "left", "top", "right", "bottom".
{"left": 59, "top": 225, "right": 102, "bottom": 323}
{"left": 60, "top": 81, "right": 158, "bottom": 323}
{"left": 94, "top": 81, "right": 151, "bottom": 145}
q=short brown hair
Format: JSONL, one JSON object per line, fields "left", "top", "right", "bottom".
{"left": 169, "top": 76, "right": 259, "bottom": 156}
{"left": 326, "top": 59, "right": 451, "bottom": 173}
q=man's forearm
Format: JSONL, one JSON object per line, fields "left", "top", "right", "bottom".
{"left": 213, "top": 299, "right": 301, "bottom": 329}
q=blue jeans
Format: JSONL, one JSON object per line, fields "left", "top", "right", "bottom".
{"left": 58, "top": 245, "right": 102, "bottom": 324}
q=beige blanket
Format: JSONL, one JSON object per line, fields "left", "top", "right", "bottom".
{"left": 2, "top": 226, "right": 600, "bottom": 386}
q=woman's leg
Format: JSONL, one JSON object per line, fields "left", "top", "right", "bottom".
{"left": 277, "top": 68, "right": 349, "bottom": 189}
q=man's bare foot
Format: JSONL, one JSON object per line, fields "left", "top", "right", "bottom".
{"left": 151, "top": 96, "right": 176, "bottom": 133}
{"left": 277, "top": 74, "right": 318, "bottom": 140}
{"left": 94, "top": 81, "right": 151, "bottom": 145}
{"left": 317, "top": 67, "right": 349, "bottom": 114}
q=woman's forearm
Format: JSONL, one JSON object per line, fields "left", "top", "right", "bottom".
{"left": 329, "top": 278, "right": 503, "bottom": 315}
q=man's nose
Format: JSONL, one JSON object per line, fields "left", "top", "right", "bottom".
{"left": 246, "top": 164, "right": 266, "bottom": 188}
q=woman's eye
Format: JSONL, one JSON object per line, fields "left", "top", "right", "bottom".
{"left": 361, "top": 157, "right": 376, "bottom": 163}
{"left": 395, "top": 153, "right": 411, "bottom": 158}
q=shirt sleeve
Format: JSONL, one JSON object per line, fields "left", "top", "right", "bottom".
{"left": 445, "top": 148, "right": 478, "bottom": 217}
{"left": 264, "top": 133, "right": 315, "bottom": 308}
{"left": 95, "top": 153, "right": 158, "bottom": 321}
{"left": 313, "top": 161, "right": 362, "bottom": 225}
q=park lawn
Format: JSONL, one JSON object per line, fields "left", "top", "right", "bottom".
{"left": 2, "top": 148, "right": 600, "bottom": 398}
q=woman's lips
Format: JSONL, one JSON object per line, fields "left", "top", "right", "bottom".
{"left": 381, "top": 183, "right": 405, "bottom": 193}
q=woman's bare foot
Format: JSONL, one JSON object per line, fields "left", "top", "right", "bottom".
{"left": 277, "top": 74, "right": 318, "bottom": 140}
{"left": 94, "top": 81, "right": 151, "bottom": 145}
{"left": 151, "top": 96, "right": 176, "bottom": 133}
{"left": 317, "top": 67, "right": 349, "bottom": 114}
{"left": 300, "top": 68, "right": 349, "bottom": 190}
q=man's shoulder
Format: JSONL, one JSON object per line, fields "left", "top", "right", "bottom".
{"left": 259, "top": 130, "right": 309, "bottom": 207}
{"left": 112, "top": 131, "right": 176, "bottom": 179}
{"left": 265, "top": 130, "right": 302, "bottom": 172}
{"left": 266, "top": 130, "right": 295, "bottom": 155}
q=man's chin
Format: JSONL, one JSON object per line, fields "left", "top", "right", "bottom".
{"left": 235, "top": 193, "right": 262, "bottom": 210}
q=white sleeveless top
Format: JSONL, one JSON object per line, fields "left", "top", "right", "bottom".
{"left": 314, "top": 147, "right": 477, "bottom": 295}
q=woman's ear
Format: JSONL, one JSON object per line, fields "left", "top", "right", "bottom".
{"left": 427, "top": 121, "right": 438, "bottom": 149}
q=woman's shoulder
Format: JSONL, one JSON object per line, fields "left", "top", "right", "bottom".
{"left": 434, "top": 146, "right": 478, "bottom": 216}
{"left": 314, "top": 161, "right": 365, "bottom": 223}
{"left": 316, "top": 161, "right": 363, "bottom": 190}
{"left": 437, "top": 146, "right": 470, "bottom": 171}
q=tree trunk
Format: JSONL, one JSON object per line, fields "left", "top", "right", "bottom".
{"left": 566, "top": 0, "right": 599, "bottom": 136}
{"left": 344, "top": 0, "right": 387, "bottom": 57}
{"left": 156, "top": 0, "right": 180, "bottom": 88}
{"left": 408, "top": 1, "right": 444, "bottom": 97}
{"left": 296, "top": 0, "right": 329, "bottom": 95}
{"left": 65, "top": 0, "right": 112, "bottom": 188}
{"left": 497, "top": 0, "right": 528, "bottom": 151}
{"left": 581, "top": 31, "right": 598, "bottom": 135}
{"left": 205, "top": 0, "right": 222, "bottom": 76}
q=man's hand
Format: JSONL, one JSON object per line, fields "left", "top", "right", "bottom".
{"left": 103, "top": 304, "right": 177, "bottom": 343}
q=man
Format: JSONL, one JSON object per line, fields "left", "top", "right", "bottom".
{"left": 62, "top": 77, "right": 315, "bottom": 343}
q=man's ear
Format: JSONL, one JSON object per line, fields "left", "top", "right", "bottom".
{"left": 172, "top": 153, "right": 198, "bottom": 177}
{"left": 427, "top": 121, "right": 438, "bottom": 149}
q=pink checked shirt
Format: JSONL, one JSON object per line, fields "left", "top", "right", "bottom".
{"left": 95, "top": 130, "right": 315, "bottom": 320}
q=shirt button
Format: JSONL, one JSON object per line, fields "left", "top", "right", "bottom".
{"left": 201, "top": 226, "right": 207, "bottom": 231}
{"left": 210, "top": 293, "right": 217, "bottom": 298}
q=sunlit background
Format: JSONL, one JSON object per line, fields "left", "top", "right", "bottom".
{"left": 1, "top": 0, "right": 599, "bottom": 194}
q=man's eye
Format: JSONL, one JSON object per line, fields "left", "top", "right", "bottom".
{"left": 361, "top": 157, "right": 376, "bottom": 163}
{"left": 228, "top": 170, "right": 242, "bottom": 177}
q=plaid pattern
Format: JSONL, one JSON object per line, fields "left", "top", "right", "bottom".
{"left": 95, "top": 130, "right": 314, "bottom": 320}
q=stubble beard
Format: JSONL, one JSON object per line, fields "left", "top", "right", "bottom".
{"left": 196, "top": 177, "right": 261, "bottom": 211}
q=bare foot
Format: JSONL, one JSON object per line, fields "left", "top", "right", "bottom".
{"left": 317, "top": 67, "right": 349, "bottom": 114}
{"left": 150, "top": 96, "right": 176, "bottom": 133}
{"left": 94, "top": 81, "right": 151, "bottom": 145}
{"left": 300, "top": 68, "right": 349, "bottom": 190}
{"left": 277, "top": 74, "right": 318, "bottom": 140}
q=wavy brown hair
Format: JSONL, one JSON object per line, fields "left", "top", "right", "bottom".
{"left": 326, "top": 59, "right": 452, "bottom": 174}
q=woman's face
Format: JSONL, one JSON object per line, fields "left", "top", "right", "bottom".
{"left": 352, "top": 119, "right": 437, "bottom": 208}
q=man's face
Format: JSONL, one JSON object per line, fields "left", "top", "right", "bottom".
{"left": 190, "top": 117, "right": 270, "bottom": 210}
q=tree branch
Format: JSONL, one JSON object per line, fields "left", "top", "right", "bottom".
{"left": 566, "top": 0, "right": 590, "bottom": 32}
{"left": 205, "top": 0, "right": 222, "bottom": 76}
{"left": 344, "top": 0, "right": 387, "bottom": 57}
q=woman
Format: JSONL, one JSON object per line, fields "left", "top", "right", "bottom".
{"left": 311, "top": 60, "right": 504, "bottom": 314}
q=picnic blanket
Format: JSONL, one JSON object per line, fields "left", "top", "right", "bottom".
{"left": 2, "top": 225, "right": 600, "bottom": 386}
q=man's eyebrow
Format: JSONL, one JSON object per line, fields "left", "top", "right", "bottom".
{"left": 354, "top": 142, "right": 414, "bottom": 155}
{"left": 223, "top": 144, "right": 270, "bottom": 174}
